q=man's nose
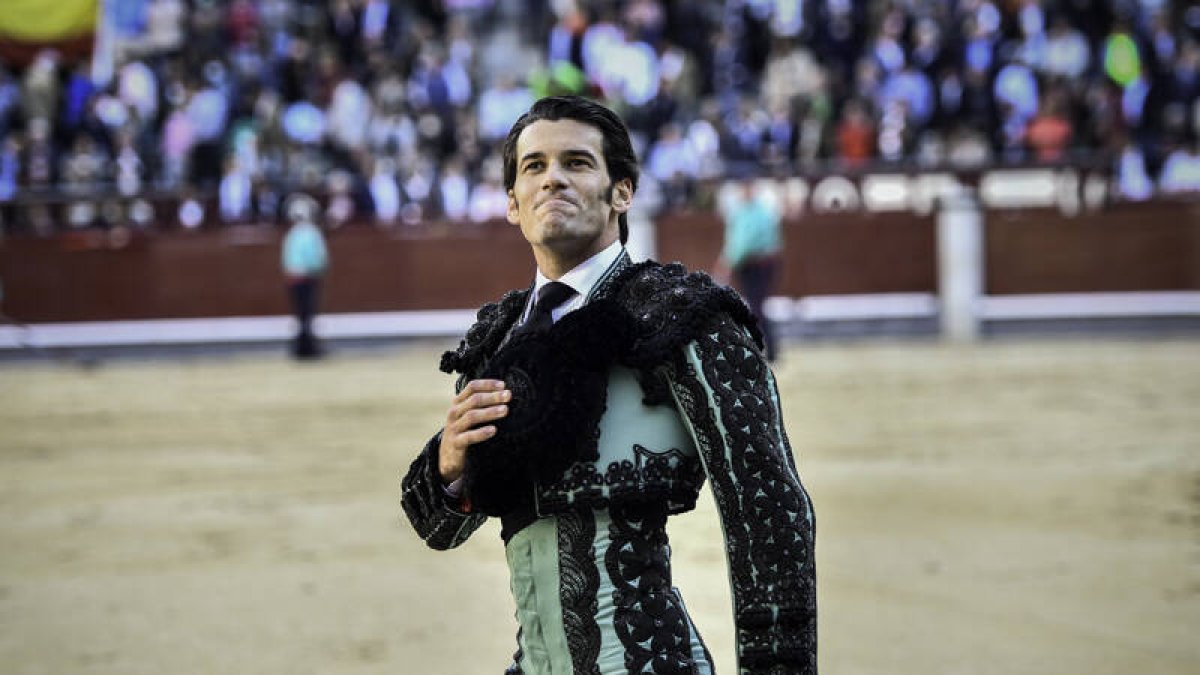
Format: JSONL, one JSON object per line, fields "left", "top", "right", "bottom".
{"left": 541, "top": 161, "right": 568, "bottom": 189}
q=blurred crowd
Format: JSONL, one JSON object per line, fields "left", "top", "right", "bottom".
{"left": 1, "top": 0, "right": 1199, "bottom": 233}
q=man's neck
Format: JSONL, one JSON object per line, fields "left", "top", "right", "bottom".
{"left": 533, "top": 239, "right": 623, "bottom": 298}
{"left": 533, "top": 233, "right": 620, "bottom": 280}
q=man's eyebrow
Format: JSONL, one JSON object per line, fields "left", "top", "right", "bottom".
{"left": 519, "top": 151, "right": 545, "bottom": 165}
{"left": 561, "top": 148, "right": 599, "bottom": 161}
{"left": 519, "top": 148, "right": 598, "bottom": 164}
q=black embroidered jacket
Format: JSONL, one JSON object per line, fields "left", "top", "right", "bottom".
{"left": 401, "top": 255, "right": 817, "bottom": 674}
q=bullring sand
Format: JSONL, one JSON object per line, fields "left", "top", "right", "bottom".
{"left": 1, "top": 340, "right": 1198, "bottom": 674}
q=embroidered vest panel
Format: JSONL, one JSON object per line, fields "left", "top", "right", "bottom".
{"left": 535, "top": 366, "right": 705, "bottom": 516}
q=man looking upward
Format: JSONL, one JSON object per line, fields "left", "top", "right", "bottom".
{"left": 402, "top": 96, "right": 817, "bottom": 674}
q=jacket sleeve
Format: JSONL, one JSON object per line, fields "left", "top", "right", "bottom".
{"left": 665, "top": 316, "right": 817, "bottom": 674}
{"left": 400, "top": 431, "right": 487, "bottom": 550}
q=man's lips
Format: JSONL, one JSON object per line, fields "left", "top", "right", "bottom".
{"left": 537, "top": 196, "right": 578, "bottom": 210}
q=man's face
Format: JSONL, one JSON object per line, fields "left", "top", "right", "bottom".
{"left": 507, "top": 119, "right": 631, "bottom": 269}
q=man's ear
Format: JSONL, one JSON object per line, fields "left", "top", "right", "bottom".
{"left": 506, "top": 190, "right": 520, "bottom": 225}
{"left": 610, "top": 179, "right": 633, "bottom": 214}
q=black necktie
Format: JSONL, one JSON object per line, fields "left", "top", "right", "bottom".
{"left": 515, "top": 281, "right": 576, "bottom": 336}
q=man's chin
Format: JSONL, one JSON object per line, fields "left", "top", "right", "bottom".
{"left": 532, "top": 217, "right": 574, "bottom": 237}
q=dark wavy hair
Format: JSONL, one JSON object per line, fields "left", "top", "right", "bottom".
{"left": 502, "top": 96, "right": 640, "bottom": 244}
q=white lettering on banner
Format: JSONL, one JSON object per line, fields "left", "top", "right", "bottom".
{"left": 980, "top": 169, "right": 1058, "bottom": 208}
{"left": 861, "top": 174, "right": 910, "bottom": 211}
{"left": 810, "top": 176, "right": 861, "bottom": 212}
{"left": 719, "top": 169, "right": 1109, "bottom": 215}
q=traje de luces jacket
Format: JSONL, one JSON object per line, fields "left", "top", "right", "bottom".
{"left": 401, "top": 254, "right": 817, "bottom": 673}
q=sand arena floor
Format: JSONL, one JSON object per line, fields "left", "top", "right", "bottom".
{"left": 1, "top": 339, "right": 1198, "bottom": 674}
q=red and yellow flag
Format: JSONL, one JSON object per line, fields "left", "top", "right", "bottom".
{"left": 0, "top": 0, "right": 98, "bottom": 69}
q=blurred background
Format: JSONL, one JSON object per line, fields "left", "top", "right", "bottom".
{"left": 0, "top": 0, "right": 1196, "bottom": 347}
{"left": 0, "top": 1, "right": 1198, "bottom": 674}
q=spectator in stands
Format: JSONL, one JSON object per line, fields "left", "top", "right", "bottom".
{"left": 876, "top": 98, "right": 914, "bottom": 162}
{"left": 22, "top": 118, "right": 55, "bottom": 234}
{"left": 1013, "top": 0, "right": 1047, "bottom": 74}
{"left": 477, "top": 74, "right": 534, "bottom": 145}
{"left": 645, "top": 122, "right": 697, "bottom": 209}
{"left": 177, "top": 189, "right": 205, "bottom": 230}
{"left": 361, "top": 0, "right": 394, "bottom": 51}
{"left": 368, "top": 157, "right": 402, "bottom": 227}
{"left": 0, "top": 134, "right": 19, "bottom": 204}
{"left": 1158, "top": 139, "right": 1200, "bottom": 194}
{"left": 61, "top": 135, "right": 107, "bottom": 229}
{"left": 324, "top": 170, "right": 356, "bottom": 228}
{"left": 281, "top": 193, "right": 328, "bottom": 360}
{"left": 762, "top": 100, "right": 799, "bottom": 170}
{"left": 186, "top": 70, "right": 231, "bottom": 187}
{"left": 685, "top": 100, "right": 724, "bottom": 180}
{"left": 836, "top": 99, "right": 875, "bottom": 167}
{"left": 438, "top": 156, "right": 471, "bottom": 221}
{"left": 880, "top": 63, "right": 935, "bottom": 131}
{"left": 144, "top": 0, "right": 186, "bottom": 55}
{"left": 21, "top": 51, "right": 60, "bottom": 126}
{"left": 0, "top": 133, "right": 19, "bottom": 231}
{"left": 0, "top": 68, "right": 18, "bottom": 142}
{"left": 1025, "top": 92, "right": 1073, "bottom": 163}
{"left": 1042, "top": 14, "right": 1092, "bottom": 82}
{"left": 60, "top": 61, "right": 96, "bottom": 142}
{"left": 281, "top": 97, "right": 326, "bottom": 147}
{"left": 802, "top": 72, "right": 834, "bottom": 163}
{"left": 113, "top": 130, "right": 145, "bottom": 198}
{"left": 252, "top": 177, "right": 281, "bottom": 224}
{"left": 117, "top": 58, "right": 158, "bottom": 131}
{"left": 218, "top": 156, "right": 253, "bottom": 224}
{"left": 1103, "top": 20, "right": 1144, "bottom": 91}
{"left": 467, "top": 154, "right": 508, "bottom": 223}
{"left": 870, "top": 8, "right": 908, "bottom": 77}
{"left": 90, "top": 84, "right": 130, "bottom": 152}
{"left": 326, "top": 70, "right": 372, "bottom": 156}
{"left": 368, "top": 94, "right": 418, "bottom": 161}
{"left": 579, "top": 7, "right": 624, "bottom": 90}
{"left": 23, "top": 117, "right": 55, "bottom": 190}
{"left": 227, "top": 0, "right": 259, "bottom": 48}
{"left": 622, "top": 0, "right": 666, "bottom": 44}
{"left": 911, "top": 17, "right": 946, "bottom": 76}
{"left": 5, "top": 0, "right": 1200, "bottom": 228}
{"left": 1168, "top": 40, "right": 1200, "bottom": 109}
{"left": 724, "top": 97, "right": 769, "bottom": 169}
{"left": 1116, "top": 135, "right": 1154, "bottom": 201}
{"left": 407, "top": 45, "right": 468, "bottom": 115}
{"left": 657, "top": 40, "right": 701, "bottom": 107}
{"left": 761, "top": 38, "right": 823, "bottom": 113}
{"left": 160, "top": 103, "right": 194, "bottom": 189}
{"left": 993, "top": 54, "right": 1041, "bottom": 160}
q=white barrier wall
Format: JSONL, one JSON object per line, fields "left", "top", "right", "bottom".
{"left": 937, "top": 188, "right": 985, "bottom": 342}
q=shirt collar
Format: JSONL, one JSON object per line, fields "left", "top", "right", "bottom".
{"left": 532, "top": 239, "right": 624, "bottom": 302}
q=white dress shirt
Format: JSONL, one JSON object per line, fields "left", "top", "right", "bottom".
{"left": 524, "top": 239, "right": 625, "bottom": 325}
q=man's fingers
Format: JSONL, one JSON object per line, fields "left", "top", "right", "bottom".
{"left": 447, "top": 404, "right": 508, "bottom": 440}
{"left": 461, "top": 425, "right": 497, "bottom": 445}
{"left": 454, "top": 379, "right": 507, "bottom": 404}
{"left": 466, "top": 390, "right": 510, "bottom": 410}
{"left": 461, "top": 404, "right": 508, "bottom": 429}
{"left": 448, "top": 390, "right": 511, "bottom": 424}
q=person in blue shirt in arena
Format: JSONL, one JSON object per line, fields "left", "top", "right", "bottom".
{"left": 281, "top": 193, "right": 328, "bottom": 360}
{"left": 716, "top": 177, "right": 783, "bottom": 363}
